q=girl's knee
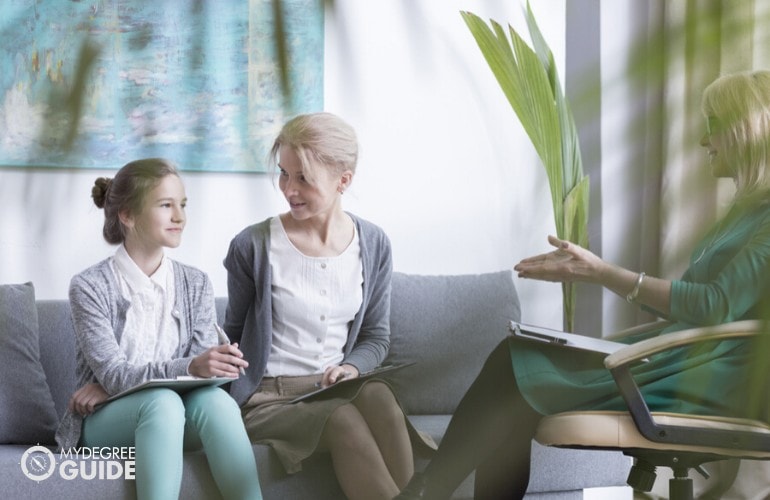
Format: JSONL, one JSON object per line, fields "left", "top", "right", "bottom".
{"left": 142, "top": 387, "right": 184, "bottom": 415}
{"left": 138, "top": 388, "right": 185, "bottom": 422}
{"left": 186, "top": 385, "right": 232, "bottom": 403}
{"left": 185, "top": 387, "right": 241, "bottom": 420}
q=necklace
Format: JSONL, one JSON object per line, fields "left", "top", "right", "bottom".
{"left": 693, "top": 229, "right": 729, "bottom": 264}
{"left": 692, "top": 207, "right": 738, "bottom": 265}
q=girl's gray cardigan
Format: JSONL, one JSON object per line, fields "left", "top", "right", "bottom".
{"left": 223, "top": 213, "right": 393, "bottom": 406}
{"left": 55, "top": 258, "right": 218, "bottom": 450}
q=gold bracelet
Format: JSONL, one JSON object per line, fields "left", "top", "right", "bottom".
{"left": 626, "top": 272, "right": 646, "bottom": 303}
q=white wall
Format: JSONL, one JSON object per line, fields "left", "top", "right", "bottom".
{"left": 0, "top": 1, "right": 564, "bottom": 329}
{"left": 324, "top": 0, "right": 565, "bottom": 328}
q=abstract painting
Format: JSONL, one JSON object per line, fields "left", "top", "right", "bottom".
{"left": 0, "top": 0, "right": 324, "bottom": 172}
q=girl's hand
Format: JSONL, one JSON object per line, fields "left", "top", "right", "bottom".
{"left": 322, "top": 364, "right": 359, "bottom": 387}
{"left": 69, "top": 383, "right": 109, "bottom": 416}
{"left": 189, "top": 344, "right": 249, "bottom": 378}
{"left": 514, "top": 235, "right": 605, "bottom": 284}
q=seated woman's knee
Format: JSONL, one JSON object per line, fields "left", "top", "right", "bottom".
{"left": 355, "top": 382, "right": 401, "bottom": 417}
{"left": 358, "top": 381, "right": 395, "bottom": 402}
{"left": 325, "top": 404, "right": 371, "bottom": 443}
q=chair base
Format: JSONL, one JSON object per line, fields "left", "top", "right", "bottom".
{"left": 625, "top": 451, "right": 713, "bottom": 500}
{"left": 627, "top": 460, "right": 694, "bottom": 500}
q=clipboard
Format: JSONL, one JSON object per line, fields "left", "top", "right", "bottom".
{"left": 290, "top": 363, "right": 414, "bottom": 403}
{"left": 509, "top": 321, "right": 626, "bottom": 355}
{"left": 98, "top": 376, "right": 233, "bottom": 407}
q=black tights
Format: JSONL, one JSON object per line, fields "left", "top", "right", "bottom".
{"left": 421, "top": 338, "right": 542, "bottom": 500}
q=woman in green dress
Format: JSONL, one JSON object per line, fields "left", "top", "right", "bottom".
{"left": 396, "top": 70, "right": 770, "bottom": 500}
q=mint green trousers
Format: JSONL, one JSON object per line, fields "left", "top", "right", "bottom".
{"left": 82, "top": 386, "right": 262, "bottom": 500}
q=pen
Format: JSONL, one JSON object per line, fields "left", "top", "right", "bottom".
{"left": 215, "top": 324, "right": 246, "bottom": 376}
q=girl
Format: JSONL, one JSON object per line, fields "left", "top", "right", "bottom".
{"left": 55, "top": 158, "right": 263, "bottom": 500}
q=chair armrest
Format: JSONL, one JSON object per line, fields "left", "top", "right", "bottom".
{"left": 605, "top": 320, "right": 671, "bottom": 341}
{"left": 605, "top": 320, "right": 765, "bottom": 370}
{"left": 603, "top": 319, "right": 770, "bottom": 451}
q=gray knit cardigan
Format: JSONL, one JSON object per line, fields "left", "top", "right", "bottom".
{"left": 223, "top": 213, "right": 393, "bottom": 406}
{"left": 55, "top": 258, "right": 218, "bottom": 449}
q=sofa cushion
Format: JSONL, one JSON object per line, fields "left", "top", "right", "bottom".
{"left": 385, "top": 271, "right": 520, "bottom": 415}
{"left": 0, "top": 283, "right": 58, "bottom": 444}
{"left": 36, "top": 300, "right": 78, "bottom": 419}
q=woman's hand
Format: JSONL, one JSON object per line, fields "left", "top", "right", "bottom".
{"left": 69, "top": 383, "right": 109, "bottom": 416}
{"left": 515, "top": 235, "right": 672, "bottom": 314}
{"left": 188, "top": 344, "right": 249, "bottom": 379}
{"left": 514, "top": 235, "right": 606, "bottom": 284}
{"left": 322, "top": 364, "right": 360, "bottom": 388}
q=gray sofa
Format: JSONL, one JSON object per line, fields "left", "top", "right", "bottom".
{"left": 0, "top": 271, "right": 629, "bottom": 499}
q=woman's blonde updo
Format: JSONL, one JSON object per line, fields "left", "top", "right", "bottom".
{"left": 93, "top": 158, "right": 180, "bottom": 244}
{"left": 269, "top": 112, "right": 358, "bottom": 184}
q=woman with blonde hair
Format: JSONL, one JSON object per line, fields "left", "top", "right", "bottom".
{"left": 223, "top": 113, "right": 433, "bottom": 500}
{"left": 396, "top": 71, "right": 770, "bottom": 499}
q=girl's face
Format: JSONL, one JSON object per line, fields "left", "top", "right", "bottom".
{"left": 277, "top": 145, "right": 350, "bottom": 222}
{"left": 700, "top": 116, "right": 732, "bottom": 178}
{"left": 121, "top": 174, "right": 187, "bottom": 250}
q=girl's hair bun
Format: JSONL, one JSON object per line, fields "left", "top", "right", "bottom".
{"left": 92, "top": 177, "right": 112, "bottom": 208}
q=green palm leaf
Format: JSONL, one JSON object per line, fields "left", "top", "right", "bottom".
{"left": 461, "top": 4, "right": 589, "bottom": 331}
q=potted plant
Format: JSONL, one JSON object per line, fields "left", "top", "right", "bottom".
{"left": 462, "top": 3, "right": 590, "bottom": 332}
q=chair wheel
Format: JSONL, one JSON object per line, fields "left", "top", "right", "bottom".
{"left": 669, "top": 476, "right": 694, "bottom": 500}
{"left": 627, "top": 461, "right": 657, "bottom": 492}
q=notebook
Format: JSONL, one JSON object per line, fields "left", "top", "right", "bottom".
{"left": 290, "top": 363, "right": 414, "bottom": 403}
{"left": 98, "top": 376, "right": 233, "bottom": 407}
{"left": 509, "top": 321, "right": 627, "bottom": 355}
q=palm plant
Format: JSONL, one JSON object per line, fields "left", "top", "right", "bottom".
{"left": 461, "top": 3, "right": 590, "bottom": 332}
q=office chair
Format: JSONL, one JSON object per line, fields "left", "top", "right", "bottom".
{"left": 534, "top": 320, "right": 770, "bottom": 500}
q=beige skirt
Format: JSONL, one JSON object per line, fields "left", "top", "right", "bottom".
{"left": 241, "top": 374, "right": 436, "bottom": 474}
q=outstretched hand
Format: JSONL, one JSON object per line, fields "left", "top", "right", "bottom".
{"left": 514, "top": 235, "right": 604, "bottom": 284}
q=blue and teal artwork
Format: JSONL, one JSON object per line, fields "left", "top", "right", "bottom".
{"left": 0, "top": 0, "right": 324, "bottom": 172}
